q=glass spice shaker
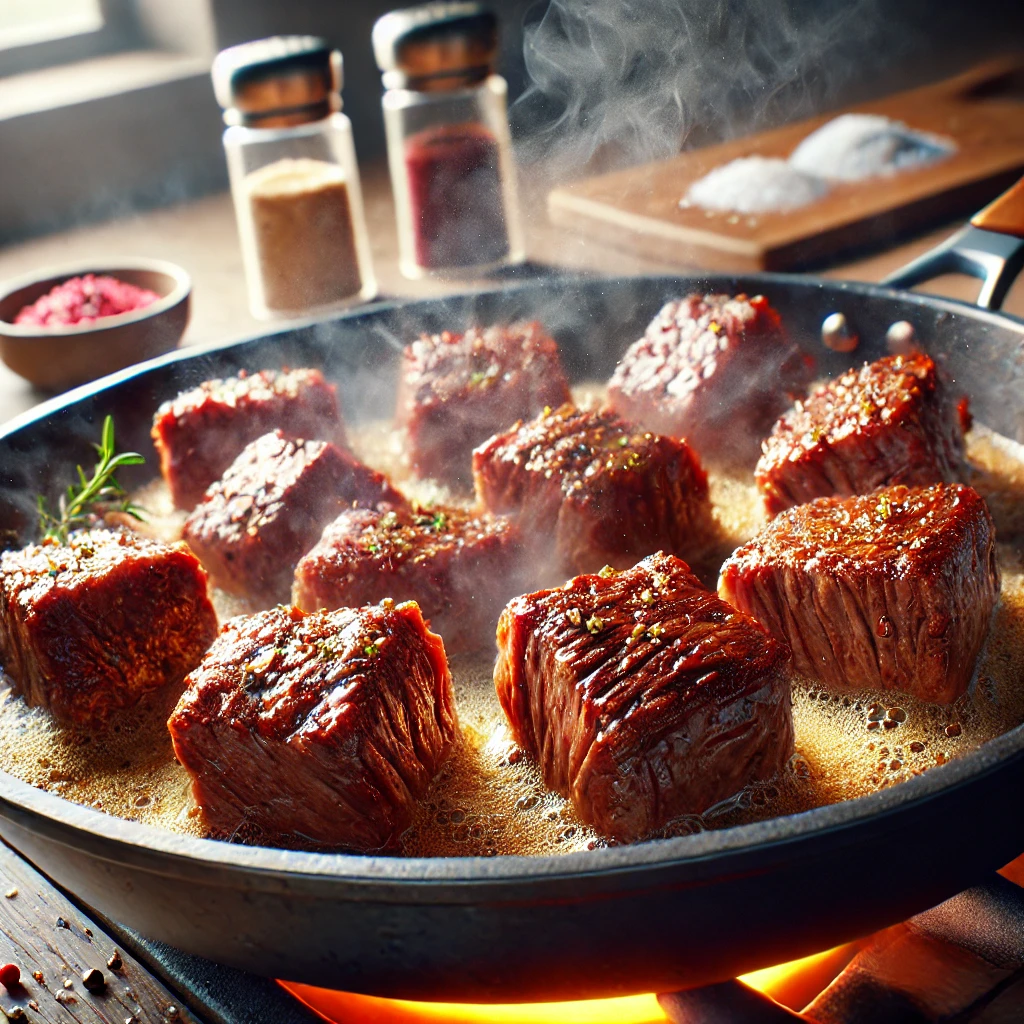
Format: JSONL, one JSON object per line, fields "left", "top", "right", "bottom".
{"left": 372, "top": 2, "right": 524, "bottom": 279}
{"left": 212, "top": 36, "right": 377, "bottom": 320}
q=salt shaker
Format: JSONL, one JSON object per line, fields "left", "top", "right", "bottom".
{"left": 372, "top": 3, "right": 524, "bottom": 279}
{"left": 212, "top": 36, "right": 377, "bottom": 319}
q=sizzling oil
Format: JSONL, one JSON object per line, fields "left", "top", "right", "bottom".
{"left": 0, "top": 414, "right": 1022, "bottom": 858}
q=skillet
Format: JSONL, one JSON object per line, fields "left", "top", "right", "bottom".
{"left": 0, "top": 183, "right": 1022, "bottom": 1003}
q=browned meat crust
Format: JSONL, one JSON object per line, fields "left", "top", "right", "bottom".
{"left": 718, "top": 483, "right": 999, "bottom": 705}
{"left": 183, "top": 431, "right": 405, "bottom": 605}
{"left": 755, "top": 352, "right": 967, "bottom": 517}
{"left": 152, "top": 368, "right": 345, "bottom": 510}
{"left": 167, "top": 601, "right": 458, "bottom": 852}
{"left": 494, "top": 552, "right": 793, "bottom": 842}
{"left": 0, "top": 529, "right": 218, "bottom": 726}
{"left": 473, "top": 404, "right": 713, "bottom": 578}
{"left": 396, "top": 322, "right": 572, "bottom": 490}
{"left": 293, "top": 505, "right": 524, "bottom": 652}
{"left": 607, "top": 293, "right": 812, "bottom": 465}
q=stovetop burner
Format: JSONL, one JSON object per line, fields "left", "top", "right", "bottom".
{"left": 279, "top": 944, "right": 852, "bottom": 1023}
{"left": 105, "top": 914, "right": 849, "bottom": 1024}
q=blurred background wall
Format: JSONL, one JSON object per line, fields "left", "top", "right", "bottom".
{"left": 0, "top": 0, "right": 1022, "bottom": 241}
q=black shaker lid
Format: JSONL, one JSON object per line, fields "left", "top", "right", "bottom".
{"left": 212, "top": 36, "right": 341, "bottom": 125}
{"left": 372, "top": 3, "right": 498, "bottom": 91}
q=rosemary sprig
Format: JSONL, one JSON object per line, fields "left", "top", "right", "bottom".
{"left": 37, "top": 415, "right": 146, "bottom": 544}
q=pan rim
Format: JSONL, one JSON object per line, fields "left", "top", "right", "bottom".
{"left": 0, "top": 269, "right": 1020, "bottom": 443}
{"left": 1, "top": 271, "right": 1022, "bottom": 893}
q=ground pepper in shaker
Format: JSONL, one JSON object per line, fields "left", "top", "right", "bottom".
{"left": 212, "top": 37, "right": 377, "bottom": 319}
{"left": 373, "top": 3, "right": 524, "bottom": 278}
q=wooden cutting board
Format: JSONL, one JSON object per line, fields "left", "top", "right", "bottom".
{"left": 546, "top": 57, "right": 1024, "bottom": 272}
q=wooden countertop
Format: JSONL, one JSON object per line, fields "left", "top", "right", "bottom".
{"left": 0, "top": 162, "right": 1021, "bottom": 426}
{"left": 0, "top": 840, "right": 203, "bottom": 1024}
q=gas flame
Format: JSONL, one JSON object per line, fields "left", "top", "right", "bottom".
{"left": 280, "top": 942, "right": 856, "bottom": 1023}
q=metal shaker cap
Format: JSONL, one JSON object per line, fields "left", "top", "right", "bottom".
{"left": 212, "top": 36, "right": 342, "bottom": 127}
{"left": 372, "top": 3, "right": 498, "bottom": 91}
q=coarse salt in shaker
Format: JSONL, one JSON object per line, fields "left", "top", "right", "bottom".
{"left": 212, "top": 36, "right": 377, "bottom": 319}
{"left": 372, "top": 3, "right": 524, "bottom": 279}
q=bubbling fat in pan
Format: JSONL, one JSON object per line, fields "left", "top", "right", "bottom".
{"left": 0, "top": 399, "right": 1022, "bottom": 857}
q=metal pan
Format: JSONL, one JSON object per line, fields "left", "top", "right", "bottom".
{"left": 0, "top": 184, "right": 1022, "bottom": 1004}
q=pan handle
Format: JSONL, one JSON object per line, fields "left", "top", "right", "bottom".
{"left": 881, "top": 176, "right": 1024, "bottom": 311}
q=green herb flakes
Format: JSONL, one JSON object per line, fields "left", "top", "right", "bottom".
{"left": 317, "top": 636, "right": 344, "bottom": 660}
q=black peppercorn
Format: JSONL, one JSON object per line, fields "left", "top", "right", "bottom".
{"left": 81, "top": 968, "right": 105, "bottom": 993}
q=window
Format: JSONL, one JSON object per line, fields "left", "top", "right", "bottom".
{"left": 0, "top": 0, "right": 104, "bottom": 49}
{"left": 0, "top": 0, "right": 139, "bottom": 76}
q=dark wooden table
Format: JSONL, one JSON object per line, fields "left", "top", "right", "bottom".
{"left": 0, "top": 837, "right": 332, "bottom": 1024}
{"left": 0, "top": 839, "right": 198, "bottom": 1024}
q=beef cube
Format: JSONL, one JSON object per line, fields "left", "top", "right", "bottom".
{"left": 396, "top": 322, "right": 572, "bottom": 490}
{"left": 718, "top": 483, "right": 999, "bottom": 705}
{"left": 183, "top": 431, "right": 405, "bottom": 605}
{"left": 294, "top": 505, "right": 524, "bottom": 651}
{"left": 756, "top": 352, "right": 967, "bottom": 517}
{"left": 607, "top": 293, "right": 812, "bottom": 465}
{"left": 167, "top": 600, "right": 458, "bottom": 851}
{"left": 0, "top": 529, "right": 218, "bottom": 726}
{"left": 473, "top": 404, "right": 712, "bottom": 578}
{"left": 495, "top": 552, "right": 792, "bottom": 841}
{"left": 152, "top": 368, "right": 345, "bottom": 510}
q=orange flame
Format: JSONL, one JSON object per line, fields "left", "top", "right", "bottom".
{"left": 280, "top": 943, "right": 856, "bottom": 1023}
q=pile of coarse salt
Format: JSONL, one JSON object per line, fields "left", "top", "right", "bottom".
{"left": 683, "top": 156, "right": 828, "bottom": 215}
{"left": 789, "top": 113, "right": 956, "bottom": 182}
{"left": 682, "top": 113, "right": 956, "bottom": 215}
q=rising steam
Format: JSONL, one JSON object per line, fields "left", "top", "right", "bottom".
{"left": 510, "top": 0, "right": 891, "bottom": 180}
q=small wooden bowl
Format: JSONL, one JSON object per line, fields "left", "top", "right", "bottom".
{"left": 0, "top": 259, "right": 191, "bottom": 392}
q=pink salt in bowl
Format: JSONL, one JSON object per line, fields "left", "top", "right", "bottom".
{"left": 0, "top": 259, "right": 191, "bottom": 392}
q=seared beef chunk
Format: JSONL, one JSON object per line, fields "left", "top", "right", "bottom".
{"left": 396, "top": 322, "right": 572, "bottom": 490}
{"left": 607, "top": 293, "right": 811, "bottom": 465}
{"left": 473, "top": 404, "right": 713, "bottom": 578}
{"left": 168, "top": 601, "right": 457, "bottom": 851}
{"left": 294, "top": 505, "right": 523, "bottom": 651}
{"left": 756, "top": 352, "right": 967, "bottom": 517}
{"left": 183, "top": 431, "right": 404, "bottom": 605}
{"left": 719, "top": 483, "right": 999, "bottom": 705}
{"left": 0, "top": 529, "right": 218, "bottom": 726}
{"left": 153, "top": 368, "right": 345, "bottom": 510}
{"left": 494, "top": 552, "right": 793, "bottom": 842}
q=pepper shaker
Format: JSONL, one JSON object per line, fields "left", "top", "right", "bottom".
{"left": 372, "top": 3, "right": 524, "bottom": 279}
{"left": 212, "top": 36, "right": 377, "bottom": 319}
